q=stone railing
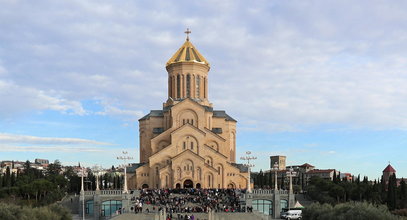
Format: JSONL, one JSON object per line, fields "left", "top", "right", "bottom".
{"left": 84, "top": 191, "right": 95, "bottom": 196}
{"left": 83, "top": 190, "right": 123, "bottom": 196}
{"left": 250, "top": 189, "right": 289, "bottom": 195}
{"left": 100, "top": 190, "right": 123, "bottom": 195}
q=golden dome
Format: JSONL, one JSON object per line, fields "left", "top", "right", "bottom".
{"left": 166, "top": 39, "right": 210, "bottom": 67}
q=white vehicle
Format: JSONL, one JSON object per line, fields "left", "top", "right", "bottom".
{"left": 281, "top": 209, "right": 302, "bottom": 220}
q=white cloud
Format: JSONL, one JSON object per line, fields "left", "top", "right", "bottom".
{"left": 0, "top": 0, "right": 407, "bottom": 131}
{"left": 0, "top": 80, "right": 86, "bottom": 116}
{"left": 0, "top": 145, "right": 106, "bottom": 153}
{"left": 0, "top": 133, "right": 112, "bottom": 145}
{"left": 96, "top": 105, "right": 144, "bottom": 119}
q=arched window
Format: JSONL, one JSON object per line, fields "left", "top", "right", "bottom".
{"left": 191, "top": 142, "right": 194, "bottom": 150}
{"left": 196, "top": 77, "right": 200, "bottom": 98}
{"left": 177, "top": 75, "right": 181, "bottom": 98}
{"left": 197, "top": 168, "right": 202, "bottom": 180}
{"left": 203, "top": 77, "right": 206, "bottom": 98}
{"left": 169, "top": 76, "right": 172, "bottom": 98}
{"left": 186, "top": 74, "right": 191, "bottom": 97}
{"left": 183, "top": 142, "right": 186, "bottom": 150}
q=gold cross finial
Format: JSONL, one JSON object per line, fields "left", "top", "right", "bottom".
{"left": 184, "top": 28, "right": 191, "bottom": 41}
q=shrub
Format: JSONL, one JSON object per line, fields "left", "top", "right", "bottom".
{"left": 303, "top": 202, "right": 400, "bottom": 220}
{"left": 0, "top": 202, "right": 71, "bottom": 220}
{"left": 392, "top": 208, "right": 407, "bottom": 217}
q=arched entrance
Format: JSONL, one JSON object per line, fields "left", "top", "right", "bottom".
{"left": 141, "top": 184, "right": 149, "bottom": 189}
{"left": 227, "top": 183, "right": 235, "bottom": 189}
{"left": 176, "top": 183, "right": 181, "bottom": 189}
{"left": 196, "top": 183, "right": 201, "bottom": 189}
{"left": 183, "top": 179, "right": 193, "bottom": 188}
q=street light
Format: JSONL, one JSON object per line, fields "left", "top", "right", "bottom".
{"left": 286, "top": 167, "right": 297, "bottom": 194}
{"left": 271, "top": 162, "right": 279, "bottom": 190}
{"left": 240, "top": 151, "right": 257, "bottom": 193}
{"left": 286, "top": 167, "right": 297, "bottom": 210}
{"left": 117, "top": 151, "right": 133, "bottom": 194}
{"left": 92, "top": 165, "right": 101, "bottom": 191}
{"left": 80, "top": 165, "right": 86, "bottom": 220}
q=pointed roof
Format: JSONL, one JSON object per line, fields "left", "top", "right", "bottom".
{"left": 294, "top": 201, "right": 304, "bottom": 208}
{"left": 166, "top": 39, "right": 210, "bottom": 67}
{"left": 383, "top": 164, "right": 396, "bottom": 173}
{"left": 300, "top": 163, "right": 314, "bottom": 168}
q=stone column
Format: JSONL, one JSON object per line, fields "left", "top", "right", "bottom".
{"left": 273, "top": 190, "right": 281, "bottom": 219}
{"left": 93, "top": 193, "right": 101, "bottom": 220}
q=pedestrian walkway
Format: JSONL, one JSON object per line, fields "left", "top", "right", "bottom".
{"left": 111, "top": 212, "right": 271, "bottom": 220}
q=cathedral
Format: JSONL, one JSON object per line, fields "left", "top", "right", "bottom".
{"left": 133, "top": 31, "right": 248, "bottom": 189}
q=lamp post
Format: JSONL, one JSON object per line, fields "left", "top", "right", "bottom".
{"left": 80, "top": 166, "right": 85, "bottom": 220}
{"left": 117, "top": 151, "right": 133, "bottom": 194}
{"left": 92, "top": 165, "right": 101, "bottom": 191}
{"left": 286, "top": 167, "right": 297, "bottom": 210}
{"left": 240, "top": 151, "right": 257, "bottom": 193}
{"left": 271, "top": 162, "right": 279, "bottom": 191}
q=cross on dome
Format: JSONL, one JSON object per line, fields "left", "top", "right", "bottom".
{"left": 185, "top": 28, "right": 191, "bottom": 41}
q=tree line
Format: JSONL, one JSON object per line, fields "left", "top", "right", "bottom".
{"left": 0, "top": 160, "right": 126, "bottom": 206}
{"left": 253, "top": 170, "right": 407, "bottom": 216}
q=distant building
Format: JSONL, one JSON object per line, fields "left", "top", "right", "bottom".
{"left": 382, "top": 164, "right": 396, "bottom": 184}
{"left": 306, "top": 169, "right": 337, "bottom": 181}
{"left": 270, "top": 155, "right": 286, "bottom": 170}
{"left": 287, "top": 163, "right": 315, "bottom": 173}
{"left": 35, "top": 158, "right": 49, "bottom": 165}
{"left": 339, "top": 173, "right": 353, "bottom": 181}
{"left": 382, "top": 164, "right": 405, "bottom": 187}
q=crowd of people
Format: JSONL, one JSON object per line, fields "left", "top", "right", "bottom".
{"left": 130, "top": 188, "right": 252, "bottom": 219}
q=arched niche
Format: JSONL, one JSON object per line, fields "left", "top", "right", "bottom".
{"left": 177, "top": 109, "right": 198, "bottom": 127}
{"left": 206, "top": 140, "right": 219, "bottom": 151}
{"left": 177, "top": 135, "right": 198, "bottom": 154}
{"left": 204, "top": 156, "right": 213, "bottom": 167}
{"left": 153, "top": 140, "right": 169, "bottom": 154}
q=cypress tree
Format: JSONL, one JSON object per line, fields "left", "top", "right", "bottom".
{"left": 259, "top": 170, "right": 264, "bottom": 188}
{"left": 333, "top": 172, "right": 337, "bottom": 183}
{"left": 281, "top": 172, "right": 285, "bottom": 190}
{"left": 387, "top": 173, "right": 397, "bottom": 210}
{"left": 5, "top": 166, "right": 11, "bottom": 187}
{"left": 10, "top": 172, "right": 16, "bottom": 187}
{"left": 380, "top": 175, "right": 387, "bottom": 202}
{"left": 400, "top": 178, "right": 406, "bottom": 208}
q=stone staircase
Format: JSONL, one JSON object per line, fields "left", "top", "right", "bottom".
{"left": 59, "top": 194, "right": 80, "bottom": 214}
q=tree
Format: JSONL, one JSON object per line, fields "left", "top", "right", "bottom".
{"left": 303, "top": 202, "right": 399, "bottom": 220}
{"left": 5, "top": 167, "right": 11, "bottom": 187}
{"left": 387, "top": 173, "right": 397, "bottom": 210}
{"left": 46, "top": 160, "right": 62, "bottom": 176}
{"left": 399, "top": 178, "right": 406, "bottom": 209}
{"left": 10, "top": 172, "right": 16, "bottom": 187}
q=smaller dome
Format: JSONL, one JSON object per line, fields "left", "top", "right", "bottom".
{"left": 166, "top": 40, "right": 210, "bottom": 67}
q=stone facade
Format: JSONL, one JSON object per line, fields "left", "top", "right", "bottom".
{"left": 133, "top": 36, "right": 248, "bottom": 189}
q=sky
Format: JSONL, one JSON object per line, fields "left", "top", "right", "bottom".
{"left": 1, "top": 0, "right": 407, "bottom": 179}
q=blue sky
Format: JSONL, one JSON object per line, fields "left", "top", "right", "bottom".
{"left": 1, "top": 0, "right": 407, "bottom": 179}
